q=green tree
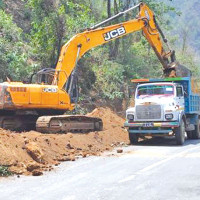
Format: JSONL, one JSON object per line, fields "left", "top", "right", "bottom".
{"left": 26, "top": 0, "right": 93, "bottom": 68}
{"left": 0, "top": 10, "right": 34, "bottom": 81}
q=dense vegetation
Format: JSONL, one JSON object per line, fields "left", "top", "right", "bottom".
{"left": 0, "top": 0, "right": 199, "bottom": 111}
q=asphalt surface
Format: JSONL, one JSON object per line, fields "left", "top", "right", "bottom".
{"left": 1, "top": 137, "right": 200, "bottom": 200}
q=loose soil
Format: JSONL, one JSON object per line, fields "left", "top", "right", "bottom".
{"left": 0, "top": 107, "right": 129, "bottom": 176}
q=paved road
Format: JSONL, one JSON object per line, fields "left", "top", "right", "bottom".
{"left": 1, "top": 137, "right": 200, "bottom": 200}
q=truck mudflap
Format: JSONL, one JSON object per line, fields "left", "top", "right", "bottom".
{"left": 124, "top": 121, "right": 179, "bottom": 128}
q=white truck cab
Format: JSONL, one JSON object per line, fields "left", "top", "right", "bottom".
{"left": 126, "top": 82, "right": 184, "bottom": 122}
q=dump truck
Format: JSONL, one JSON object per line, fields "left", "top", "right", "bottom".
{"left": 124, "top": 77, "right": 200, "bottom": 145}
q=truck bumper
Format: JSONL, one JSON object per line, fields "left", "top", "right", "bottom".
{"left": 124, "top": 121, "right": 179, "bottom": 135}
{"left": 124, "top": 121, "right": 179, "bottom": 128}
{"left": 128, "top": 129, "right": 172, "bottom": 134}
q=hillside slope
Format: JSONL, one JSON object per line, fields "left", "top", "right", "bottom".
{"left": 164, "top": 0, "right": 200, "bottom": 54}
{"left": 3, "top": 0, "right": 30, "bottom": 32}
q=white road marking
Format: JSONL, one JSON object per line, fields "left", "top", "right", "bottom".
{"left": 118, "top": 145, "right": 200, "bottom": 183}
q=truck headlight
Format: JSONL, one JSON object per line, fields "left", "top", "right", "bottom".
{"left": 127, "top": 114, "right": 134, "bottom": 121}
{"left": 165, "top": 114, "right": 173, "bottom": 120}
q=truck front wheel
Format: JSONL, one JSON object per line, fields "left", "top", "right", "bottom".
{"left": 129, "top": 131, "right": 139, "bottom": 144}
{"left": 174, "top": 119, "right": 185, "bottom": 145}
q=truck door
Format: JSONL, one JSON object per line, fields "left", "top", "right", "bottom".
{"left": 175, "top": 86, "right": 184, "bottom": 110}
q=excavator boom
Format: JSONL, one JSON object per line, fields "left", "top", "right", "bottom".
{"left": 54, "top": 2, "right": 175, "bottom": 90}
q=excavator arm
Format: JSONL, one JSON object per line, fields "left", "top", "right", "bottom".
{"left": 54, "top": 2, "right": 177, "bottom": 90}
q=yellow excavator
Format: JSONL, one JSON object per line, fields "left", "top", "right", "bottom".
{"left": 0, "top": 2, "right": 188, "bottom": 133}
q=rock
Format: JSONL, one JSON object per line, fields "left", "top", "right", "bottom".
{"left": 66, "top": 143, "right": 74, "bottom": 149}
{"left": 25, "top": 142, "right": 44, "bottom": 163}
{"left": 24, "top": 138, "right": 29, "bottom": 144}
{"left": 9, "top": 166, "right": 26, "bottom": 175}
{"left": 82, "top": 152, "right": 88, "bottom": 158}
{"left": 44, "top": 138, "right": 50, "bottom": 145}
{"left": 32, "top": 170, "right": 43, "bottom": 176}
{"left": 55, "top": 162, "right": 60, "bottom": 166}
{"left": 75, "top": 155, "right": 82, "bottom": 159}
{"left": 70, "top": 155, "right": 75, "bottom": 161}
{"left": 26, "top": 162, "right": 40, "bottom": 172}
{"left": 68, "top": 133, "right": 73, "bottom": 138}
{"left": 13, "top": 160, "right": 19, "bottom": 166}
{"left": 69, "top": 149, "right": 75, "bottom": 154}
{"left": 57, "top": 157, "right": 71, "bottom": 162}
{"left": 117, "top": 149, "right": 123, "bottom": 153}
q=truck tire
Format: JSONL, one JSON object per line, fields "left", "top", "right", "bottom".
{"left": 192, "top": 118, "right": 200, "bottom": 139}
{"left": 129, "top": 132, "right": 139, "bottom": 144}
{"left": 174, "top": 119, "right": 185, "bottom": 145}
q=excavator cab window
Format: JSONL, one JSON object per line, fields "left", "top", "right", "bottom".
{"left": 30, "top": 68, "right": 56, "bottom": 85}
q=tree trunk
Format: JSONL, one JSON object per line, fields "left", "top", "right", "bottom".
{"left": 107, "top": 0, "right": 111, "bottom": 18}
{"left": 107, "top": 0, "right": 120, "bottom": 59}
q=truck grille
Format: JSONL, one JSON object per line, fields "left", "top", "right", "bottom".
{"left": 136, "top": 105, "right": 161, "bottom": 120}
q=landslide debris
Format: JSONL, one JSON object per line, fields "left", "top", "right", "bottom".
{"left": 0, "top": 107, "right": 128, "bottom": 176}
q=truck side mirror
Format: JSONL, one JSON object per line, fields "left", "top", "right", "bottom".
{"left": 128, "top": 84, "right": 137, "bottom": 98}
{"left": 128, "top": 86, "right": 135, "bottom": 98}
{"left": 184, "top": 91, "right": 188, "bottom": 97}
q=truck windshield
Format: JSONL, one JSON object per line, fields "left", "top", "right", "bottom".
{"left": 137, "top": 85, "right": 174, "bottom": 98}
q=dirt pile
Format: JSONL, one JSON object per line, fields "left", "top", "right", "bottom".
{"left": 0, "top": 107, "right": 128, "bottom": 176}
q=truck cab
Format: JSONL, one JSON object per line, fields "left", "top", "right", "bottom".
{"left": 124, "top": 77, "right": 200, "bottom": 145}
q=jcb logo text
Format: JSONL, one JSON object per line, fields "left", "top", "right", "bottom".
{"left": 103, "top": 27, "right": 126, "bottom": 41}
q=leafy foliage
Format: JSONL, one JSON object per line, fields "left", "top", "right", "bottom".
{"left": 25, "top": 0, "right": 94, "bottom": 67}
{"left": 0, "top": 166, "right": 12, "bottom": 177}
{"left": 0, "top": 0, "right": 4, "bottom": 9}
{"left": 93, "top": 60, "right": 125, "bottom": 100}
{"left": 0, "top": 10, "right": 35, "bottom": 81}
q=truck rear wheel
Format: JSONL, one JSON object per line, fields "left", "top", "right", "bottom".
{"left": 129, "top": 131, "right": 139, "bottom": 144}
{"left": 174, "top": 119, "right": 185, "bottom": 145}
{"left": 192, "top": 118, "right": 200, "bottom": 139}
{"left": 186, "top": 131, "right": 193, "bottom": 139}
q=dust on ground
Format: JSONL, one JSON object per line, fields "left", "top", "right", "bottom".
{"left": 0, "top": 107, "right": 129, "bottom": 176}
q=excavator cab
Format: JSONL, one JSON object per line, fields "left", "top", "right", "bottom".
{"left": 30, "top": 68, "right": 56, "bottom": 85}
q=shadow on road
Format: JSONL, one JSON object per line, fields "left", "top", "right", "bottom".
{"left": 133, "top": 136, "right": 200, "bottom": 147}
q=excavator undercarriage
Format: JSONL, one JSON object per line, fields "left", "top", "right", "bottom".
{"left": 36, "top": 115, "right": 103, "bottom": 133}
{"left": 0, "top": 111, "right": 103, "bottom": 133}
{"left": 0, "top": 114, "right": 37, "bottom": 131}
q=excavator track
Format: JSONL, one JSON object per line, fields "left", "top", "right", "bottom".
{"left": 36, "top": 115, "right": 103, "bottom": 133}
{"left": 0, "top": 115, "right": 38, "bottom": 131}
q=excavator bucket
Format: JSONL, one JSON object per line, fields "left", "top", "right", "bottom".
{"left": 36, "top": 115, "right": 103, "bottom": 133}
{"left": 175, "top": 64, "right": 192, "bottom": 77}
{"left": 164, "top": 63, "right": 192, "bottom": 78}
